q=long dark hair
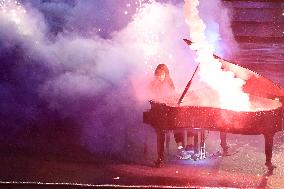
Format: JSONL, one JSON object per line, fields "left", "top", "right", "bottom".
{"left": 154, "top": 64, "right": 170, "bottom": 78}
{"left": 153, "top": 64, "right": 174, "bottom": 90}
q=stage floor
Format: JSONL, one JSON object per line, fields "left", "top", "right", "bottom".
{"left": 1, "top": 131, "right": 284, "bottom": 188}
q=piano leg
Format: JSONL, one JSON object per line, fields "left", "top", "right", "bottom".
{"left": 200, "top": 130, "right": 206, "bottom": 159}
{"left": 264, "top": 133, "right": 275, "bottom": 169}
{"left": 155, "top": 129, "right": 166, "bottom": 167}
{"left": 194, "top": 132, "right": 198, "bottom": 154}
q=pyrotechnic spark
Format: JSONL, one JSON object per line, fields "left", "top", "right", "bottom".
{"left": 0, "top": 0, "right": 30, "bottom": 34}
{"left": 128, "top": 0, "right": 167, "bottom": 71}
{"left": 136, "top": 0, "right": 156, "bottom": 10}
{"left": 184, "top": 0, "right": 250, "bottom": 111}
{"left": 137, "top": 0, "right": 146, "bottom": 8}
{"left": 0, "top": 0, "right": 26, "bottom": 23}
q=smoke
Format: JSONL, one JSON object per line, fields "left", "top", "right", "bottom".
{"left": 0, "top": 0, "right": 237, "bottom": 162}
{"left": 197, "top": 0, "right": 239, "bottom": 58}
{"left": 184, "top": 0, "right": 249, "bottom": 111}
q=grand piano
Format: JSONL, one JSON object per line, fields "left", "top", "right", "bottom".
{"left": 143, "top": 39, "right": 284, "bottom": 168}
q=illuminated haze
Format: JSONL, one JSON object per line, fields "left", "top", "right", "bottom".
{"left": 0, "top": 0, "right": 236, "bottom": 161}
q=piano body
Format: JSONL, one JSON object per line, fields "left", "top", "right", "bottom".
{"left": 143, "top": 39, "right": 284, "bottom": 168}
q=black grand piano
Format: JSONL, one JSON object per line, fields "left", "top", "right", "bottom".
{"left": 143, "top": 39, "right": 284, "bottom": 168}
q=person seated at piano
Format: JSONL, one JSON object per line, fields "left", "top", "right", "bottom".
{"left": 150, "top": 63, "right": 195, "bottom": 159}
{"left": 150, "top": 64, "right": 175, "bottom": 100}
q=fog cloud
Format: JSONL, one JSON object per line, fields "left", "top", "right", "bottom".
{"left": 0, "top": 0, "right": 236, "bottom": 162}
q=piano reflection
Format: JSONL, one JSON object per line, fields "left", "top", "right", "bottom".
{"left": 143, "top": 39, "right": 284, "bottom": 168}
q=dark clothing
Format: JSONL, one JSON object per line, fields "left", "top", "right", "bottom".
{"left": 220, "top": 132, "right": 229, "bottom": 152}
{"left": 174, "top": 131, "right": 195, "bottom": 145}
{"left": 174, "top": 132, "right": 184, "bottom": 144}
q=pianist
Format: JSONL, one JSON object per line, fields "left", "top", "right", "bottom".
{"left": 150, "top": 64, "right": 175, "bottom": 99}
{"left": 150, "top": 63, "right": 195, "bottom": 160}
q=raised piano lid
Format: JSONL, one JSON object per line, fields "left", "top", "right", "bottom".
{"left": 183, "top": 38, "right": 284, "bottom": 100}
{"left": 176, "top": 59, "right": 284, "bottom": 112}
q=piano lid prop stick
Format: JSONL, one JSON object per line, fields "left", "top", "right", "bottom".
{"left": 178, "top": 39, "right": 229, "bottom": 106}
{"left": 177, "top": 63, "right": 200, "bottom": 105}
